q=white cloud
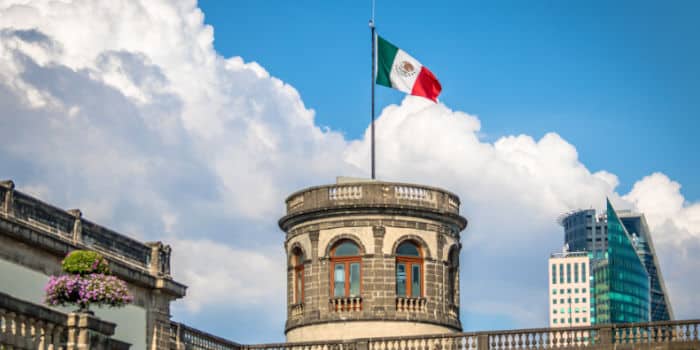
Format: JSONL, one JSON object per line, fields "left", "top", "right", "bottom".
{"left": 170, "top": 239, "right": 285, "bottom": 313}
{"left": 623, "top": 173, "right": 700, "bottom": 319}
{"left": 0, "top": 0, "right": 698, "bottom": 341}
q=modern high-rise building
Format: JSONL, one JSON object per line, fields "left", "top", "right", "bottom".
{"left": 618, "top": 211, "right": 674, "bottom": 321}
{"left": 592, "top": 200, "right": 650, "bottom": 324}
{"left": 548, "top": 250, "right": 591, "bottom": 328}
{"left": 558, "top": 209, "right": 607, "bottom": 260}
{"left": 556, "top": 199, "right": 673, "bottom": 324}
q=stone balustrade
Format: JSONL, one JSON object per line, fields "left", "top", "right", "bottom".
{"left": 283, "top": 182, "right": 462, "bottom": 216}
{"left": 612, "top": 319, "right": 700, "bottom": 344}
{"left": 168, "top": 321, "right": 242, "bottom": 350}
{"left": 0, "top": 291, "right": 67, "bottom": 350}
{"left": 393, "top": 186, "right": 433, "bottom": 202}
{"left": 0, "top": 291, "right": 130, "bottom": 350}
{"left": 395, "top": 297, "right": 427, "bottom": 313}
{"left": 169, "top": 319, "right": 700, "bottom": 350}
{"left": 329, "top": 297, "right": 362, "bottom": 312}
{"left": 448, "top": 304, "right": 459, "bottom": 319}
{"left": 290, "top": 303, "right": 304, "bottom": 318}
{"left": 329, "top": 186, "right": 363, "bottom": 201}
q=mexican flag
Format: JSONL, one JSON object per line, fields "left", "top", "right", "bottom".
{"left": 376, "top": 35, "right": 441, "bottom": 102}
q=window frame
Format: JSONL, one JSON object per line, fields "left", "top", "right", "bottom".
{"left": 395, "top": 241, "right": 424, "bottom": 298}
{"left": 330, "top": 240, "right": 362, "bottom": 298}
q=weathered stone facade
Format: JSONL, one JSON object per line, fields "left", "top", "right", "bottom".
{"left": 279, "top": 180, "right": 468, "bottom": 341}
{"left": 0, "top": 180, "right": 186, "bottom": 350}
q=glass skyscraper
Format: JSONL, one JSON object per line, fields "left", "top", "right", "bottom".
{"left": 593, "top": 200, "right": 650, "bottom": 323}
{"left": 619, "top": 213, "right": 674, "bottom": 321}
{"left": 558, "top": 199, "right": 672, "bottom": 324}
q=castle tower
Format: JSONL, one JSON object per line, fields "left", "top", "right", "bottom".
{"left": 279, "top": 178, "right": 468, "bottom": 342}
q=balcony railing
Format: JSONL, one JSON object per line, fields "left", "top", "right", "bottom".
{"left": 169, "top": 319, "right": 700, "bottom": 350}
{"left": 0, "top": 292, "right": 130, "bottom": 350}
{"left": 395, "top": 297, "right": 427, "bottom": 313}
{"left": 329, "top": 297, "right": 362, "bottom": 312}
{"left": 169, "top": 321, "right": 242, "bottom": 350}
{"left": 0, "top": 292, "right": 67, "bottom": 350}
{"left": 290, "top": 303, "right": 304, "bottom": 318}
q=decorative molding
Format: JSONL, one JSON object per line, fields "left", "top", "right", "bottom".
{"left": 308, "top": 230, "right": 320, "bottom": 242}
{"left": 390, "top": 234, "right": 433, "bottom": 259}
{"left": 372, "top": 225, "right": 386, "bottom": 238}
{"left": 280, "top": 205, "right": 467, "bottom": 232}
{"left": 287, "top": 218, "right": 459, "bottom": 242}
{"left": 323, "top": 233, "right": 367, "bottom": 258}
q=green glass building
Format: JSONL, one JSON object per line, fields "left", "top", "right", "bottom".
{"left": 592, "top": 200, "right": 650, "bottom": 324}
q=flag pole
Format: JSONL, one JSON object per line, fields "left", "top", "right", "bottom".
{"left": 370, "top": 18, "right": 376, "bottom": 179}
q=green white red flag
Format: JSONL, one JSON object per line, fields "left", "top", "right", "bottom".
{"left": 375, "top": 35, "right": 441, "bottom": 102}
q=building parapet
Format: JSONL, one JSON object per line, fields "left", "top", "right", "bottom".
{"left": 280, "top": 181, "right": 466, "bottom": 231}
{"left": 0, "top": 180, "right": 186, "bottom": 298}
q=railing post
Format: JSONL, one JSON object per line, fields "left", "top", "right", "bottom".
{"left": 356, "top": 339, "right": 369, "bottom": 350}
{"left": 598, "top": 326, "right": 613, "bottom": 348}
{"left": 1, "top": 180, "right": 14, "bottom": 214}
{"left": 477, "top": 334, "right": 489, "bottom": 350}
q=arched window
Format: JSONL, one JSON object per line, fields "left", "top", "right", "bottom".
{"left": 396, "top": 241, "right": 423, "bottom": 298}
{"left": 330, "top": 240, "right": 361, "bottom": 297}
{"left": 292, "top": 247, "right": 305, "bottom": 304}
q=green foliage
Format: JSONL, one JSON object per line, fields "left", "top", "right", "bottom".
{"left": 61, "top": 250, "right": 110, "bottom": 275}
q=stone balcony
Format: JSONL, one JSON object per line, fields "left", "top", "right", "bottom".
{"left": 279, "top": 181, "right": 467, "bottom": 231}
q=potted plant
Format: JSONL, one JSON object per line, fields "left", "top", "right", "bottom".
{"left": 45, "top": 250, "right": 133, "bottom": 313}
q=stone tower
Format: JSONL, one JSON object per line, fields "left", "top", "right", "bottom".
{"left": 279, "top": 178, "right": 468, "bottom": 342}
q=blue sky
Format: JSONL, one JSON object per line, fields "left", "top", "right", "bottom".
{"left": 1, "top": 0, "right": 700, "bottom": 345}
{"left": 201, "top": 0, "right": 700, "bottom": 199}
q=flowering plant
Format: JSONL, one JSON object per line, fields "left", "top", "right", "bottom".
{"left": 45, "top": 274, "right": 133, "bottom": 309}
{"left": 45, "top": 250, "right": 133, "bottom": 310}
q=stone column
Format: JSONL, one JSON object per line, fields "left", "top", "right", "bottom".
{"left": 147, "top": 290, "right": 175, "bottom": 350}
{"left": 309, "top": 230, "right": 320, "bottom": 260}
{"left": 66, "top": 312, "right": 121, "bottom": 350}
{"left": 67, "top": 209, "right": 82, "bottom": 243}
{"left": 0, "top": 180, "right": 14, "bottom": 214}
{"left": 308, "top": 230, "right": 320, "bottom": 320}
{"left": 372, "top": 226, "right": 385, "bottom": 255}
{"left": 147, "top": 242, "right": 163, "bottom": 276}
{"left": 371, "top": 226, "right": 387, "bottom": 314}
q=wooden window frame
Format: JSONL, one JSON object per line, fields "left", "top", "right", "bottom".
{"left": 330, "top": 241, "right": 362, "bottom": 298}
{"left": 396, "top": 242, "right": 424, "bottom": 298}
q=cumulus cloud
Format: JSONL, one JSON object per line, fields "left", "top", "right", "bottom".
{"left": 623, "top": 173, "right": 700, "bottom": 319}
{"left": 170, "top": 239, "right": 285, "bottom": 313}
{"left": 0, "top": 0, "right": 698, "bottom": 342}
